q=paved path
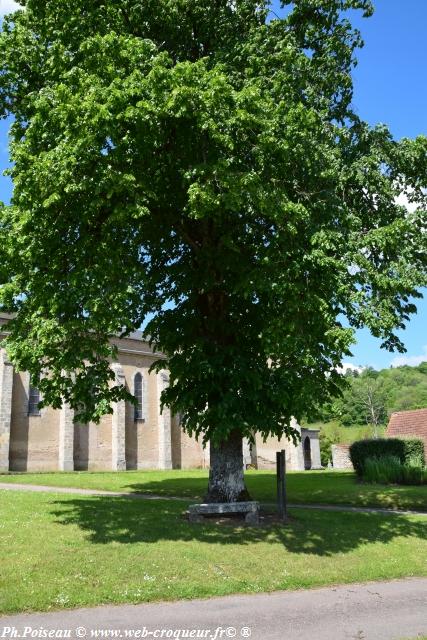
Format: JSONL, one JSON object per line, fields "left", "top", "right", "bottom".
{"left": 0, "top": 482, "right": 185, "bottom": 500}
{"left": 1, "top": 482, "right": 426, "bottom": 516}
{"left": 1, "top": 578, "right": 426, "bottom": 640}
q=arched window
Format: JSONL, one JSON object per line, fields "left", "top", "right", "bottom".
{"left": 28, "top": 383, "right": 41, "bottom": 416}
{"left": 134, "top": 372, "right": 144, "bottom": 421}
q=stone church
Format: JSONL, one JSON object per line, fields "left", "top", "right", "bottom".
{"left": 0, "top": 312, "right": 321, "bottom": 473}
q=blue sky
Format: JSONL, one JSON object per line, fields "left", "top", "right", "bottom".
{"left": 339, "top": 0, "right": 427, "bottom": 369}
{"left": 0, "top": 0, "right": 426, "bottom": 370}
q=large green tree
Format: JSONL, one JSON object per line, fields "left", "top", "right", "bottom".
{"left": 0, "top": 0, "right": 426, "bottom": 501}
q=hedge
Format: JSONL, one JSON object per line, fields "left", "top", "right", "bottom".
{"left": 349, "top": 438, "right": 425, "bottom": 477}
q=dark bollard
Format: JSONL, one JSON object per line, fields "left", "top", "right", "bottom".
{"left": 276, "top": 449, "right": 287, "bottom": 522}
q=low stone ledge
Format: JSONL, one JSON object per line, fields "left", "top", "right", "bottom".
{"left": 188, "top": 501, "right": 260, "bottom": 524}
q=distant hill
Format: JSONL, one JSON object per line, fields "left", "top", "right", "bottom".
{"left": 311, "top": 361, "right": 427, "bottom": 428}
{"left": 303, "top": 361, "right": 427, "bottom": 465}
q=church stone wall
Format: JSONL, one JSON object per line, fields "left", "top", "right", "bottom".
{"left": 73, "top": 415, "right": 113, "bottom": 471}
{"left": 254, "top": 418, "right": 305, "bottom": 471}
{"left": 120, "top": 352, "right": 160, "bottom": 470}
{"left": 253, "top": 421, "right": 322, "bottom": 471}
{"left": 179, "top": 429, "right": 210, "bottom": 469}
{"left": 9, "top": 370, "right": 60, "bottom": 472}
{"left": 255, "top": 433, "right": 293, "bottom": 470}
{"left": 0, "top": 349, "right": 13, "bottom": 472}
{"left": 0, "top": 317, "right": 207, "bottom": 472}
{"left": 1, "top": 314, "right": 323, "bottom": 473}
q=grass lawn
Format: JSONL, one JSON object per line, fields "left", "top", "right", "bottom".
{"left": 0, "top": 489, "right": 426, "bottom": 615}
{"left": 1, "top": 469, "right": 426, "bottom": 511}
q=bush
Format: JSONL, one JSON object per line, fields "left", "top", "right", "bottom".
{"left": 401, "top": 456, "right": 426, "bottom": 485}
{"left": 349, "top": 438, "right": 425, "bottom": 477}
{"left": 402, "top": 439, "right": 426, "bottom": 464}
{"left": 319, "top": 431, "right": 338, "bottom": 466}
{"left": 363, "top": 456, "right": 402, "bottom": 484}
{"left": 362, "top": 455, "right": 425, "bottom": 485}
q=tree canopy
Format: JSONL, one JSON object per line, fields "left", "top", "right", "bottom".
{"left": 316, "top": 362, "right": 427, "bottom": 428}
{"left": 0, "top": 0, "right": 426, "bottom": 449}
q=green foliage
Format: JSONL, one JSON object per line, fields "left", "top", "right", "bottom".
{"left": 401, "top": 460, "right": 426, "bottom": 485}
{"left": 318, "top": 362, "right": 427, "bottom": 428}
{"left": 363, "top": 456, "right": 405, "bottom": 484}
{"left": 402, "top": 438, "right": 426, "bottom": 464}
{"left": 0, "top": 0, "right": 426, "bottom": 445}
{"left": 305, "top": 420, "right": 384, "bottom": 449}
{"left": 319, "top": 433, "right": 332, "bottom": 466}
{"left": 362, "top": 455, "right": 425, "bottom": 486}
{"left": 350, "top": 438, "right": 425, "bottom": 477}
{"left": 319, "top": 427, "right": 340, "bottom": 466}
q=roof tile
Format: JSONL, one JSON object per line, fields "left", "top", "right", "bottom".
{"left": 386, "top": 408, "right": 427, "bottom": 452}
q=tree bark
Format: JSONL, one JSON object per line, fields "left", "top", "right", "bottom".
{"left": 205, "top": 430, "right": 252, "bottom": 503}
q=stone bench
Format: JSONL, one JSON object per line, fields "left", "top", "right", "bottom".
{"left": 188, "top": 501, "right": 260, "bottom": 524}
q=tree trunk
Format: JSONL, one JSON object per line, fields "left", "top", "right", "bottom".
{"left": 205, "top": 430, "right": 252, "bottom": 503}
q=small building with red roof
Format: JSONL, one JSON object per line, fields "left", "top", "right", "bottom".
{"left": 386, "top": 408, "right": 427, "bottom": 454}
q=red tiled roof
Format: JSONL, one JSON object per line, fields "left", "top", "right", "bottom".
{"left": 386, "top": 408, "right": 427, "bottom": 452}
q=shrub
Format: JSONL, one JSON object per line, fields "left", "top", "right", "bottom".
{"left": 363, "top": 456, "right": 402, "bottom": 484}
{"left": 349, "top": 438, "right": 425, "bottom": 477}
{"left": 319, "top": 431, "right": 338, "bottom": 466}
{"left": 401, "top": 464, "right": 424, "bottom": 485}
{"left": 360, "top": 453, "right": 425, "bottom": 486}
{"left": 402, "top": 439, "right": 426, "bottom": 465}
{"left": 400, "top": 455, "right": 426, "bottom": 485}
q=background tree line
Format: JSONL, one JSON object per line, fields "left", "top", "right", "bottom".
{"left": 306, "top": 362, "right": 427, "bottom": 465}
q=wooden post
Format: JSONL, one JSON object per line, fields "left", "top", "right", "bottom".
{"left": 276, "top": 449, "right": 287, "bottom": 521}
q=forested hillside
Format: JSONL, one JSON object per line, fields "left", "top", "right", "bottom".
{"left": 304, "top": 362, "right": 427, "bottom": 464}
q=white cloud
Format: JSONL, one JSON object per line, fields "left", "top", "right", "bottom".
{"left": 336, "top": 363, "right": 365, "bottom": 375}
{"left": 395, "top": 191, "right": 421, "bottom": 214}
{"left": 0, "top": 0, "right": 21, "bottom": 16}
{"left": 391, "top": 346, "right": 427, "bottom": 368}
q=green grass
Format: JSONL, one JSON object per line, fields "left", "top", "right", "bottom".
{"left": 1, "top": 469, "right": 426, "bottom": 511}
{"left": 0, "top": 489, "right": 426, "bottom": 615}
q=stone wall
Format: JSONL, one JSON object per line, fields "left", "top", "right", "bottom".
{"left": 9, "top": 370, "right": 60, "bottom": 472}
{"left": 332, "top": 443, "right": 353, "bottom": 469}
{"left": 301, "top": 428, "right": 322, "bottom": 470}
{"left": 120, "top": 347, "right": 162, "bottom": 470}
{"left": 180, "top": 429, "right": 210, "bottom": 469}
{"left": 0, "top": 349, "right": 13, "bottom": 472}
{"left": 1, "top": 314, "right": 325, "bottom": 473}
{"left": 254, "top": 420, "right": 322, "bottom": 471}
{"left": 0, "top": 320, "right": 206, "bottom": 472}
{"left": 255, "top": 433, "right": 294, "bottom": 470}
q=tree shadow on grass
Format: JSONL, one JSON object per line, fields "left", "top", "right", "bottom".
{"left": 51, "top": 495, "right": 427, "bottom": 557}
